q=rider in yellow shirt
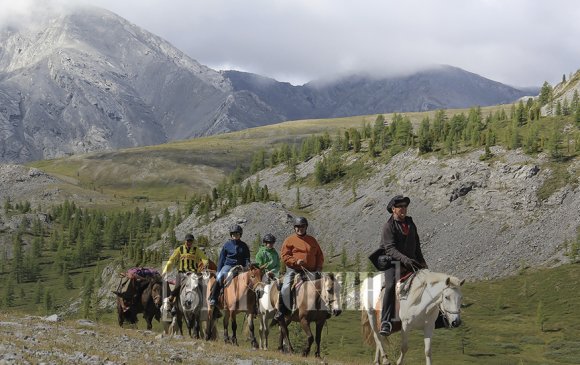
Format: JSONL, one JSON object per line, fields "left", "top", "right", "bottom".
{"left": 162, "top": 233, "right": 208, "bottom": 302}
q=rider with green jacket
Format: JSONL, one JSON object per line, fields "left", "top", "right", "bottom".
{"left": 255, "top": 234, "right": 280, "bottom": 276}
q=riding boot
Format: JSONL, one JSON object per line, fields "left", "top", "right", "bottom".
{"left": 274, "top": 293, "right": 289, "bottom": 322}
{"left": 380, "top": 267, "right": 396, "bottom": 336}
{"left": 209, "top": 281, "right": 222, "bottom": 319}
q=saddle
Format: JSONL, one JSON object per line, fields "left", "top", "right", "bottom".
{"left": 288, "top": 271, "right": 320, "bottom": 311}
{"left": 395, "top": 271, "right": 417, "bottom": 300}
{"left": 223, "top": 266, "right": 244, "bottom": 289}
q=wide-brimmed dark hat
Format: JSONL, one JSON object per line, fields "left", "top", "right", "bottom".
{"left": 184, "top": 233, "right": 195, "bottom": 241}
{"left": 387, "top": 195, "right": 411, "bottom": 213}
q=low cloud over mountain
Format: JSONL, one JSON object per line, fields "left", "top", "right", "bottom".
{"left": 0, "top": 6, "right": 531, "bottom": 163}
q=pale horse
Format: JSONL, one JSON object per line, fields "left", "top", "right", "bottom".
{"left": 256, "top": 273, "right": 279, "bottom": 350}
{"left": 361, "top": 269, "right": 464, "bottom": 365}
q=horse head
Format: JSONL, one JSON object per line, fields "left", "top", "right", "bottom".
{"left": 322, "top": 273, "right": 342, "bottom": 317}
{"left": 181, "top": 272, "right": 203, "bottom": 310}
{"left": 440, "top": 276, "right": 465, "bottom": 328}
{"left": 151, "top": 279, "right": 163, "bottom": 307}
{"left": 247, "top": 265, "right": 265, "bottom": 298}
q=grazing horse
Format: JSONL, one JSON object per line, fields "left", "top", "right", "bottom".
{"left": 208, "top": 265, "right": 264, "bottom": 347}
{"left": 256, "top": 274, "right": 279, "bottom": 350}
{"left": 116, "top": 273, "right": 163, "bottom": 330}
{"left": 360, "top": 269, "right": 464, "bottom": 365}
{"left": 277, "top": 272, "right": 342, "bottom": 358}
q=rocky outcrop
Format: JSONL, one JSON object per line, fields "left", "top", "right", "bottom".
{"left": 171, "top": 147, "right": 579, "bottom": 281}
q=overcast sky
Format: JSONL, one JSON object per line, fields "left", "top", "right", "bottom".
{"left": 3, "top": 0, "right": 580, "bottom": 87}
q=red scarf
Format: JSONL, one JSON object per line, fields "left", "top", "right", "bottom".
{"left": 400, "top": 222, "right": 409, "bottom": 235}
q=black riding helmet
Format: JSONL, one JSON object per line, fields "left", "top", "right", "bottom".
{"left": 229, "top": 224, "right": 243, "bottom": 235}
{"left": 293, "top": 216, "right": 308, "bottom": 227}
{"left": 263, "top": 233, "right": 276, "bottom": 244}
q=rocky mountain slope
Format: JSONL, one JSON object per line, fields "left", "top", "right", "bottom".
{"left": 225, "top": 66, "right": 529, "bottom": 119}
{"left": 0, "top": 6, "right": 532, "bottom": 163}
{"left": 172, "top": 147, "right": 579, "bottom": 281}
{"left": 2, "top": 143, "right": 578, "bottom": 282}
{"left": 0, "top": 6, "right": 280, "bottom": 163}
{"left": 542, "top": 69, "right": 580, "bottom": 115}
{"left": 0, "top": 313, "right": 298, "bottom": 365}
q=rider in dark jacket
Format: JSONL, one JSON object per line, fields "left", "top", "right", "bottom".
{"left": 379, "top": 195, "right": 427, "bottom": 336}
{"left": 208, "top": 225, "right": 251, "bottom": 314}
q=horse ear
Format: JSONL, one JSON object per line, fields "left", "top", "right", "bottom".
{"left": 445, "top": 277, "right": 451, "bottom": 286}
{"left": 459, "top": 279, "right": 465, "bottom": 286}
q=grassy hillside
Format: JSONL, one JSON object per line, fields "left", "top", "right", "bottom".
{"left": 27, "top": 105, "right": 510, "bottom": 204}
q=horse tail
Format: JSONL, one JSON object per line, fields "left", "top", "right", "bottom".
{"left": 361, "top": 310, "right": 375, "bottom": 346}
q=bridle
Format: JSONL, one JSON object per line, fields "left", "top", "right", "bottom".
{"left": 438, "top": 287, "right": 461, "bottom": 324}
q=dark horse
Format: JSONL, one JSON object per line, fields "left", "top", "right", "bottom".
{"left": 115, "top": 272, "right": 163, "bottom": 330}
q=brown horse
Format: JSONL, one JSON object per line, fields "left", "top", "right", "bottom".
{"left": 207, "top": 265, "right": 264, "bottom": 347}
{"left": 115, "top": 273, "right": 163, "bottom": 330}
{"left": 277, "top": 272, "right": 342, "bottom": 357}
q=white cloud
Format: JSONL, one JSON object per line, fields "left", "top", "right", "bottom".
{"left": 2, "top": 0, "right": 579, "bottom": 87}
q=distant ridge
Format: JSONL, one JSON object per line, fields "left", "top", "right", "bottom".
{"left": 0, "top": 6, "right": 532, "bottom": 163}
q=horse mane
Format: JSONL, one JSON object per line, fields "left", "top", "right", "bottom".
{"left": 405, "top": 270, "right": 442, "bottom": 305}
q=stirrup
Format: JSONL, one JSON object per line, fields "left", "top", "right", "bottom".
{"left": 379, "top": 322, "right": 392, "bottom": 337}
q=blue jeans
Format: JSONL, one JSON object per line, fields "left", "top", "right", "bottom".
{"left": 280, "top": 268, "right": 299, "bottom": 309}
{"left": 209, "top": 265, "right": 232, "bottom": 304}
{"left": 216, "top": 265, "right": 233, "bottom": 284}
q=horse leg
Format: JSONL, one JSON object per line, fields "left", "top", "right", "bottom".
{"left": 173, "top": 306, "right": 182, "bottom": 335}
{"left": 258, "top": 314, "right": 265, "bottom": 349}
{"left": 260, "top": 314, "right": 270, "bottom": 350}
{"left": 117, "top": 308, "right": 124, "bottom": 327}
{"left": 299, "top": 317, "right": 314, "bottom": 357}
{"left": 231, "top": 314, "right": 238, "bottom": 346}
{"left": 248, "top": 313, "right": 259, "bottom": 349}
{"left": 193, "top": 317, "right": 200, "bottom": 340}
{"left": 145, "top": 313, "right": 153, "bottom": 331}
{"left": 223, "top": 310, "right": 230, "bottom": 343}
{"left": 367, "top": 309, "right": 389, "bottom": 365}
{"left": 423, "top": 322, "right": 435, "bottom": 365}
{"left": 185, "top": 315, "right": 193, "bottom": 338}
{"left": 396, "top": 328, "right": 409, "bottom": 365}
{"left": 314, "top": 319, "right": 324, "bottom": 358}
{"left": 277, "top": 317, "right": 293, "bottom": 353}
{"left": 264, "top": 315, "right": 270, "bottom": 350}
{"left": 204, "top": 314, "right": 213, "bottom": 341}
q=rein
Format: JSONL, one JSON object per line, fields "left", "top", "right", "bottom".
{"left": 226, "top": 265, "right": 264, "bottom": 296}
{"left": 299, "top": 265, "right": 336, "bottom": 308}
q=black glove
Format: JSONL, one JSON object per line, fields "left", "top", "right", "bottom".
{"left": 377, "top": 255, "right": 391, "bottom": 270}
{"left": 410, "top": 259, "right": 425, "bottom": 270}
